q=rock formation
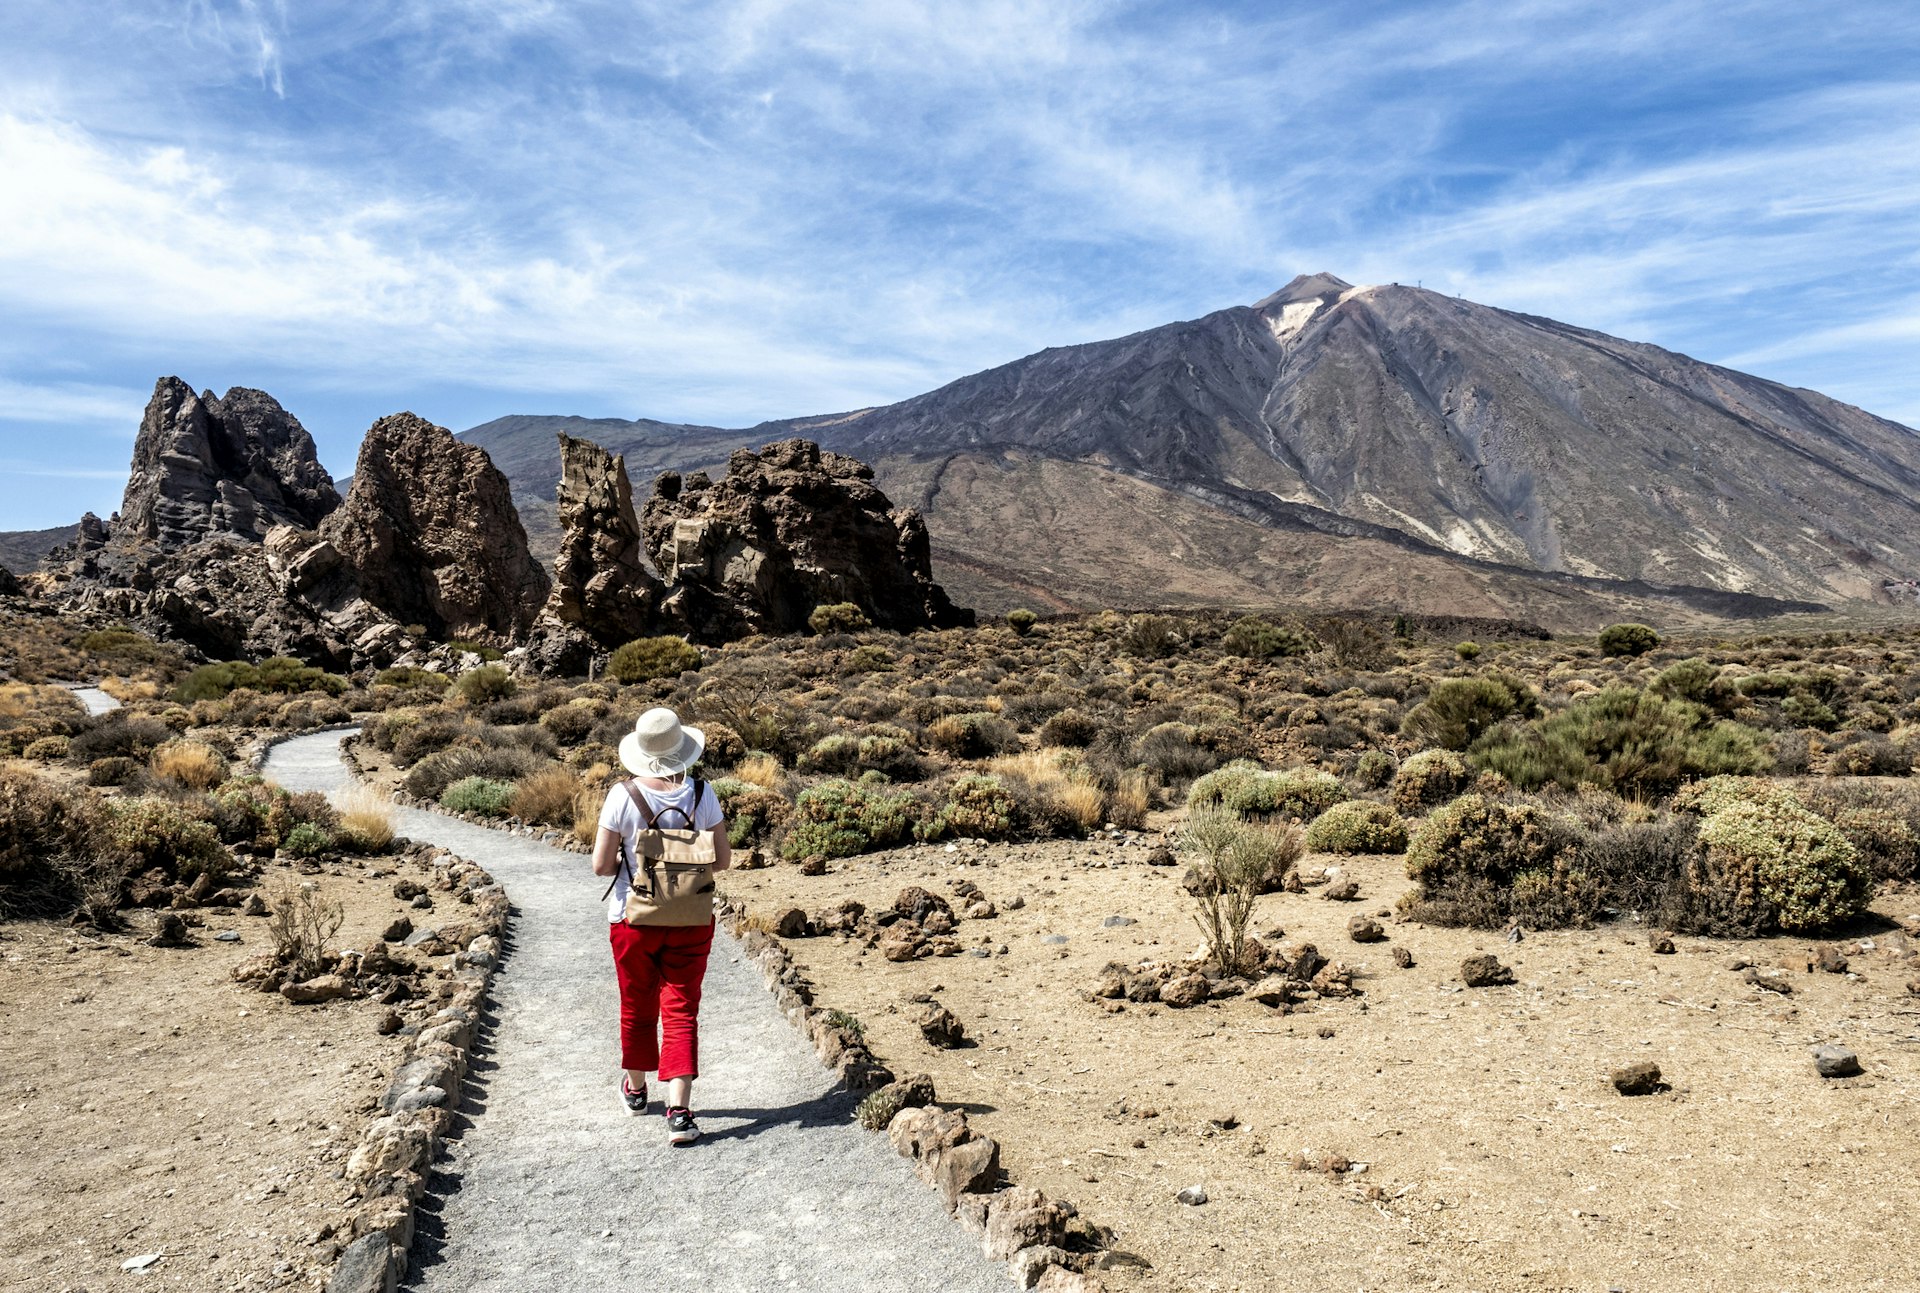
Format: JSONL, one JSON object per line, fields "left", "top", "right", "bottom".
{"left": 0, "top": 562, "right": 19, "bottom": 597}
{"left": 119, "top": 378, "right": 340, "bottom": 548}
{"left": 320, "top": 413, "right": 551, "bottom": 640}
{"left": 641, "top": 438, "right": 972, "bottom": 641}
{"left": 530, "top": 433, "right": 664, "bottom": 669}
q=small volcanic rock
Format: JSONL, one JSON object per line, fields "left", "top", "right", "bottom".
{"left": 1610, "top": 1061, "right": 1665, "bottom": 1096}
{"left": 917, "top": 1003, "right": 967, "bottom": 1049}
{"left": 1812, "top": 1045, "right": 1862, "bottom": 1078}
{"left": 1391, "top": 946, "right": 1415, "bottom": 969}
{"left": 1346, "top": 915, "right": 1386, "bottom": 944}
{"left": 1460, "top": 953, "right": 1514, "bottom": 987}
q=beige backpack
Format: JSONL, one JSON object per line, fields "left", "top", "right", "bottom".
{"left": 604, "top": 779, "right": 716, "bottom": 927}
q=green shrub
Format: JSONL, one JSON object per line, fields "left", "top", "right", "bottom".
{"left": 449, "top": 639, "right": 505, "bottom": 661}
{"left": 1133, "top": 721, "right": 1220, "bottom": 783}
{"left": 1781, "top": 693, "right": 1839, "bottom": 730}
{"left": 86, "top": 756, "right": 141, "bottom": 787}
{"left": 280, "top": 821, "right": 335, "bottom": 858}
{"left": 1597, "top": 623, "right": 1661, "bottom": 657}
{"left": 808, "top": 603, "right": 872, "bottom": 635}
{"left": 800, "top": 733, "right": 862, "bottom": 775}
{"left": 208, "top": 776, "right": 291, "bottom": 847}
{"left": 404, "top": 745, "right": 552, "bottom": 801}
{"left": 1119, "top": 614, "right": 1186, "bottom": 659}
{"left": 1187, "top": 760, "right": 1347, "bottom": 822}
{"left": 105, "top": 797, "right": 228, "bottom": 882}
{"left": 1006, "top": 609, "right": 1038, "bottom": 636}
{"left": 712, "top": 778, "right": 793, "bottom": 848}
{"left": 441, "top": 776, "right": 518, "bottom": 816}
{"left": 1353, "top": 749, "right": 1398, "bottom": 790}
{"left": 608, "top": 636, "right": 703, "bottom": 684}
{"left": 68, "top": 714, "right": 173, "bottom": 764}
{"left": 1182, "top": 807, "right": 1303, "bottom": 973}
{"left": 1038, "top": 709, "right": 1104, "bottom": 748}
{"left": 373, "top": 666, "right": 450, "bottom": 691}
{"left": 1220, "top": 616, "right": 1314, "bottom": 659}
{"left": 844, "top": 645, "right": 897, "bottom": 674}
{"left": 781, "top": 779, "right": 916, "bottom": 862}
{"left": 1305, "top": 800, "right": 1409, "bottom": 854}
{"left": 1692, "top": 800, "right": 1872, "bottom": 932}
{"left": 940, "top": 773, "right": 1018, "bottom": 839}
{"left": 24, "top": 735, "right": 69, "bottom": 761}
{"left": 1388, "top": 749, "right": 1471, "bottom": 812}
{"left": 1651, "top": 658, "right": 1734, "bottom": 711}
{"left": 1670, "top": 774, "right": 1802, "bottom": 817}
{"left": 455, "top": 664, "right": 517, "bottom": 704}
{"left": 1402, "top": 674, "right": 1540, "bottom": 751}
{"left": 1469, "top": 688, "right": 1769, "bottom": 798}
{"left": 1455, "top": 641, "right": 1482, "bottom": 661}
{"left": 174, "top": 657, "right": 346, "bottom": 702}
{"left": 1401, "top": 793, "right": 1594, "bottom": 928}
{"left": 540, "top": 701, "right": 599, "bottom": 744}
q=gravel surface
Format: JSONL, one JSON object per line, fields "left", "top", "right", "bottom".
{"left": 263, "top": 731, "right": 1004, "bottom": 1293}
{"left": 70, "top": 685, "right": 120, "bottom": 716}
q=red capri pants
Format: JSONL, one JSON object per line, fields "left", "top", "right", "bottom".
{"left": 609, "top": 920, "right": 715, "bottom": 1081}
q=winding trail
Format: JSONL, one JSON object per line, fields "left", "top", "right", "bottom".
{"left": 70, "top": 685, "right": 121, "bottom": 717}
{"left": 263, "top": 731, "right": 1004, "bottom": 1293}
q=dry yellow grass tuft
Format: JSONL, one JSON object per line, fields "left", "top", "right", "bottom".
{"left": 732, "top": 754, "right": 784, "bottom": 791}
{"left": 512, "top": 765, "right": 584, "bottom": 828}
{"left": 571, "top": 762, "right": 618, "bottom": 846}
{"left": 149, "top": 739, "right": 227, "bottom": 790}
{"left": 336, "top": 784, "right": 395, "bottom": 852}
{"left": 990, "top": 748, "right": 1109, "bottom": 833}
{"left": 1109, "top": 769, "right": 1151, "bottom": 830}
{"left": 102, "top": 678, "right": 162, "bottom": 702}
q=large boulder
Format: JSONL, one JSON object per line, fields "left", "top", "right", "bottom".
{"left": 119, "top": 378, "right": 340, "bottom": 549}
{"left": 322, "top": 413, "right": 550, "bottom": 639}
{"left": 529, "top": 433, "right": 665, "bottom": 668}
{"left": 0, "top": 563, "right": 18, "bottom": 597}
{"left": 640, "top": 438, "right": 972, "bottom": 641}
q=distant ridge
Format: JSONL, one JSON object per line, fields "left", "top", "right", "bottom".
{"left": 459, "top": 276, "right": 1920, "bottom": 626}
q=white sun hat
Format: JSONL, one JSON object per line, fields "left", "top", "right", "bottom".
{"left": 618, "top": 707, "right": 706, "bottom": 777}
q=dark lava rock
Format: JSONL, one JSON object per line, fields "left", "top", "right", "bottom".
{"left": 1346, "top": 915, "right": 1386, "bottom": 944}
{"left": 1460, "top": 953, "right": 1514, "bottom": 987}
{"left": 1813, "top": 1045, "right": 1862, "bottom": 1078}
{"left": 1610, "top": 1061, "right": 1665, "bottom": 1096}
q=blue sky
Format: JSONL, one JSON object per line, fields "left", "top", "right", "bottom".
{"left": 2, "top": 0, "right": 1917, "bottom": 531}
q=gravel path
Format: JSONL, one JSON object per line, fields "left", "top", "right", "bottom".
{"left": 263, "top": 731, "right": 1004, "bottom": 1293}
{"left": 70, "top": 685, "right": 121, "bottom": 716}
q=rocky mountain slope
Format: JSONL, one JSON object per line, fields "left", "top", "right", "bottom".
{"left": 461, "top": 275, "right": 1920, "bottom": 624}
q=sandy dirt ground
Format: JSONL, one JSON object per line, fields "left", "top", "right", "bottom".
{"left": 726, "top": 835, "right": 1920, "bottom": 1293}
{"left": 0, "top": 856, "right": 441, "bottom": 1293}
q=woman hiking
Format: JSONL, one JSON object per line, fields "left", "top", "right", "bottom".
{"left": 592, "top": 706, "right": 730, "bottom": 1145}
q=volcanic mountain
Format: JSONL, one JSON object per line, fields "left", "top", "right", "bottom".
{"left": 457, "top": 276, "right": 1920, "bottom": 626}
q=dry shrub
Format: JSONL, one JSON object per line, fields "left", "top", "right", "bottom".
{"left": 732, "top": 754, "right": 784, "bottom": 791}
{"left": 267, "top": 882, "right": 344, "bottom": 981}
{"left": 149, "top": 739, "right": 229, "bottom": 790}
{"left": 1108, "top": 769, "right": 1151, "bottom": 829}
{"left": 1181, "top": 807, "right": 1300, "bottom": 973}
{"left": 0, "top": 767, "right": 106, "bottom": 918}
{"left": 336, "top": 784, "right": 396, "bottom": 853}
{"left": 513, "top": 765, "right": 584, "bottom": 828}
{"left": 987, "top": 749, "right": 1106, "bottom": 836}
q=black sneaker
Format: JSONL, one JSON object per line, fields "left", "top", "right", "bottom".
{"left": 620, "top": 1076, "right": 648, "bottom": 1117}
{"left": 665, "top": 1106, "right": 700, "bottom": 1146}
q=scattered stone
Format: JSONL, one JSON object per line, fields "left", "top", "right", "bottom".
{"left": 1322, "top": 878, "right": 1360, "bottom": 902}
{"left": 1009, "top": 1245, "right": 1076, "bottom": 1289}
{"left": 1650, "top": 934, "right": 1676, "bottom": 955}
{"left": 122, "top": 1253, "right": 163, "bottom": 1272}
{"left": 281, "top": 974, "right": 353, "bottom": 1004}
{"left": 381, "top": 916, "right": 413, "bottom": 942}
{"left": 1391, "top": 946, "right": 1415, "bottom": 969}
{"left": 1505, "top": 924, "right": 1524, "bottom": 943}
{"left": 1102, "top": 915, "right": 1135, "bottom": 928}
{"left": 242, "top": 893, "right": 269, "bottom": 916}
{"left": 1460, "top": 953, "right": 1514, "bottom": 987}
{"left": 1158, "top": 974, "right": 1210, "bottom": 1009}
{"left": 410, "top": 893, "right": 434, "bottom": 910}
{"left": 773, "top": 907, "right": 810, "bottom": 938}
{"left": 964, "top": 901, "right": 997, "bottom": 920}
{"left": 326, "top": 1231, "right": 395, "bottom": 1293}
{"left": 1812, "top": 946, "right": 1849, "bottom": 975}
{"left": 1144, "top": 844, "right": 1176, "bottom": 867}
{"left": 1042, "top": 934, "right": 1069, "bottom": 946}
{"left": 214, "top": 929, "right": 243, "bottom": 943}
{"left": 917, "top": 1003, "right": 967, "bottom": 1048}
{"left": 1177, "top": 1185, "right": 1208, "bottom": 1205}
{"left": 376, "top": 1011, "right": 403, "bottom": 1036}
{"left": 1246, "top": 976, "right": 1294, "bottom": 1008}
{"left": 1610, "top": 1061, "right": 1665, "bottom": 1096}
{"left": 1744, "top": 967, "right": 1793, "bottom": 995}
{"left": 1346, "top": 915, "right": 1385, "bottom": 944}
{"left": 148, "top": 912, "right": 190, "bottom": 948}
{"left": 1813, "top": 1045, "right": 1862, "bottom": 1078}
{"left": 798, "top": 856, "right": 828, "bottom": 876}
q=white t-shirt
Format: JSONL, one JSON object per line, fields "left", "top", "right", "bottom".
{"left": 599, "top": 778, "right": 726, "bottom": 923}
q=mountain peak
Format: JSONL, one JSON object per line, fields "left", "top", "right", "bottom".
{"left": 1253, "top": 272, "right": 1353, "bottom": 310}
